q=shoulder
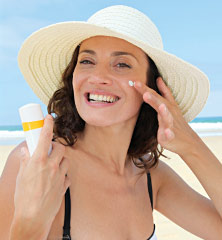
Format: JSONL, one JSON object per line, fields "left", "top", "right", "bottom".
{"left": 149, "top": 158, "right": 198, "bottom": 212}
{"left": 149, "top": 158, "right": 175, "bottom": 180}
{"left": 0, "top": 141, "right": 27, "bottom": 238}
{"left": 148, "top": 158, "right": 172, "bottom": 185}
{"left": 1, "top": 141, "right": 27, "bottom": 180}
{"left": 148, "top": 159, "right": 180, "bottom": 209}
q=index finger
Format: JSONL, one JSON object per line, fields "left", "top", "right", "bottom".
{"left": 133, "top": 80, "right": 164, "bottom": 110}
{"left": 156, "top": 77, "right": 176, "bottom": 103}
{"left": 33, "top": 114, "right": 54, "bottom": 159}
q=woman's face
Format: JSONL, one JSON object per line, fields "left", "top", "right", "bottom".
{"left": 72, "top": 36, "right": 149, "bottom": 127}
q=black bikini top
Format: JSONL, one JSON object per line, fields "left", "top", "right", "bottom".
{"left": 62, "top": 172, "right": 154, "bottom": 239}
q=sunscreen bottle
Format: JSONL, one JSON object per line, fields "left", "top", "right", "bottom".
{"left": 19, "top": 103, "right": 52, "bottom": 156}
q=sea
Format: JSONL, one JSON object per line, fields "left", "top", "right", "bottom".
{"left": 0, "top": 116, "right": 222, "bottom": 145}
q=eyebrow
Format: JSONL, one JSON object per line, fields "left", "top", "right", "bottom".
{"left": 79, "top": 49, "right": 138, "bottom": 62}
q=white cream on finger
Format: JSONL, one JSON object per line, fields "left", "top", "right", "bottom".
{"left": 128, "top": 80, "right": 135, "bottom": 87}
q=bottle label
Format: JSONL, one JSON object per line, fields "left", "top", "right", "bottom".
{"left": 22, "top": 120, "right": 44, "bottom": 131}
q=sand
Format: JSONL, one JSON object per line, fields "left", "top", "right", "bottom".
{"left": 0, "top": 136, "right": 222, "bottom": 239}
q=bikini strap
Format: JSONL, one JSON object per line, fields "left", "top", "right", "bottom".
{"left": 147, "top": 172, "right": 153, "bottom": 210}
{"left": 63, "top": 187, "right": 71, "bottom": 239}
{"left": 138, "top": 158, "right": 154, "bottom": 210}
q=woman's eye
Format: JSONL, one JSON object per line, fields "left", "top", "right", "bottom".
{"left": 116, "top": 63, "right": 131, "bottom": 68}
{"left": 79, "top": 60, "right": 93, "bottom": 64}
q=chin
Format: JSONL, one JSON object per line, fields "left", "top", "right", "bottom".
{"left": 83, "top": 117, "right": 118, "bottom": 127}
{"left": 81, "top": 113, "right": 139, "bottom": 128}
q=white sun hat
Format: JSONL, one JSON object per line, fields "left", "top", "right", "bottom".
{"left": 18, "top": 5, "right": 209, "bottom": 122}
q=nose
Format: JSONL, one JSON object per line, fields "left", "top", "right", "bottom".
{"left": 87, "top": 68, "right": 113, "bottom": 86}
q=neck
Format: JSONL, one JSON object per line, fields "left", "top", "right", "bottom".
{"left": 76, "top": 119, "right": 137, "bottom": 177}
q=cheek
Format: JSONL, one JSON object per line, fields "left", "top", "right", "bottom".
{"left": 72, "top": 70, "right": 87, "bottom": 98}
{"left": 72, "top": 74, "right": 84, "bottom": 112}
{"left": 72, "top": 70, "right": 82, "bottom": 89}
{"left": 126, "top": 90, "right": 144, "bottom": 115}
{"left": 133, "top": 94, "right": 144, "bottom": 111}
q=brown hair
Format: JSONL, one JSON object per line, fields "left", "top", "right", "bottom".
{"left": 48, "top": 44, "right": 164, "bottom": 174}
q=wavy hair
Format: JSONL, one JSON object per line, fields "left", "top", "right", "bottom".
{"left": 48, "top": 44, "right": 165, "bottom": 174}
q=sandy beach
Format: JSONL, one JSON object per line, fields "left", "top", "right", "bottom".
{"left": 1, "top": 136, "right": 222, "bottom": 239}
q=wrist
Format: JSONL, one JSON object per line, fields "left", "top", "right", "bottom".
{"left": 9, "top": 214, "right": 49, "bottom": 240}
{"left": 176, "top": 126, "right": 201, "bottom": 157}
{"left": 178, "top": 132, "right": 205, "bottom": 161}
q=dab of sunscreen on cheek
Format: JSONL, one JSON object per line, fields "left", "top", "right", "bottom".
{"left": 19, "top": 103, "right": 52, "bottom": 156}
{"left": 128, "top": 80, "right": 135, "bottom": 87}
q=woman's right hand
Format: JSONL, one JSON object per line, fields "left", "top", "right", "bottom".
{"left": 10, "top": 114, "right": 71, "bottom": 238}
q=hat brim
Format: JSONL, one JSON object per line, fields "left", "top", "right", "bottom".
{"left": 18, "top": 21, "right": 209, "bottom": 122}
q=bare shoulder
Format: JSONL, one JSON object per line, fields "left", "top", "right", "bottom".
{"left": 147, "top": 159, "right": 173, "bottom": 209}
{"left": 1, "top": 141, "right": 27, "bottom": 180}
{"left": 0, "top": 141, "right": 27, "bottom": 239}
{"left": 149, "top": 158, "right": 170, "bottom": 175}
{"left": 149, "top": 159, "right": 222, "bottom": 239}
{"left": 149, "top": 158, "right": 179, "bottom": 185}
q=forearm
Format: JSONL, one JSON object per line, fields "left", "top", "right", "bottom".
{"left": 9, "top": 214, "right": 49, "bottom": 240}
{"left": 179, "top": 133, "right": 222, "bottom": 218}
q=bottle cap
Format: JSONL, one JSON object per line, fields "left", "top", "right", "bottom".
{"left": 19, "top": 103, "right": 44, "bottom": 122}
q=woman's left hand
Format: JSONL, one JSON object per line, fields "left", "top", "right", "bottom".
{"left": 134, "top": 77, "right": 199, "bottom": 156}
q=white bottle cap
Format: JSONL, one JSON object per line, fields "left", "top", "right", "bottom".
{"left": 19, "top": 103, "right": 44, "bottom": 122}
{"left": 18, "top": 103, "right": 52, "bottom": 156}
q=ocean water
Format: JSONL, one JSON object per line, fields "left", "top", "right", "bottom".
{"left": 0, "top": 117, "right": 222, "bottom": 145}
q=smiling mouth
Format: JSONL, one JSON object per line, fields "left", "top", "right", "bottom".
{"left": 87, "top": 93, "right": 120, "bottom": 103}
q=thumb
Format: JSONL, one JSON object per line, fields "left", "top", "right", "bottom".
{"left": 20, "top": 146, "right": 30, "bottom": 168}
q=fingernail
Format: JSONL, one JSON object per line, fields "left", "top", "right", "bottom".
{"left": 134, "top": 81, "right": 142, "bottom": 88}
{"left": 144, "top": 92, "right": 151, "bottom": 100}
{"left": 46, "top": 114, "right": 53, "bottom": 120}
{"left": 162, "top": 104, "right": 167, "bottom": 113}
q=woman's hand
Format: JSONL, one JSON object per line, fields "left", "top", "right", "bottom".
{"left": 12, "top": 114, "right": 71, "bottom": 236}
{"left": 134, "top": 77, "right": 200, "bottom": 156}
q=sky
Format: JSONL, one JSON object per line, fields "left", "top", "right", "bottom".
{"left": 0, "top": 0, "right": 222, "bottom": 125}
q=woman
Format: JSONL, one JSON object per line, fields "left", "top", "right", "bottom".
{"left": 1, "top": 5, "right": 222, "bottom": 240}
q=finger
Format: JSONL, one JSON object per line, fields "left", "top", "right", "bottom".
{"left": 63, "top": 177, "right": 71, "bottom": 195}
{"left": 49, "top": 142, "right": 66, "bottom": 165}
{"left": 134, "top": 81, "right": 154, "bottom": 96}
{"left": 164, "top": 128, "right": 175, "bottom": 141}
{"left": 158, "top": 127, "right": 167, "bottom": 144}
{"left": 34, "top": 114, "right": 54, "bottom": 160}
{"left": 158, "top": 127, "right": 175, "bottom": 145}
{"left": 20, "top": 146, "right": 30, "bottom": 169}
{"left": 134, "top": 81, "right": 165, "bottom": 112}
{"left": 59, "top": 158, "right": 69, "bottom": 176}
{"left": 158, "top": 103, "right": 173, "bottom": 128}
{"left": 156, "top": 77, "right": 175, "bottom": 103}
{"left": 143, "top": 91, "right": 163, "bottom": 113}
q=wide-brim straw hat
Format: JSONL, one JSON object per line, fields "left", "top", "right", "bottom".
{"left": 18, "top": 5, "right": 209, "bottom": 122}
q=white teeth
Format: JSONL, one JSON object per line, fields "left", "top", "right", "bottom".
{"left": 98, "top": 95, "right": 103, "bottom": 101}
{"left": 88, "top": 93, "right": 119, "bottom": 103}
{"left": 89, "top": 94, "right": 94, "bottom": 100}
